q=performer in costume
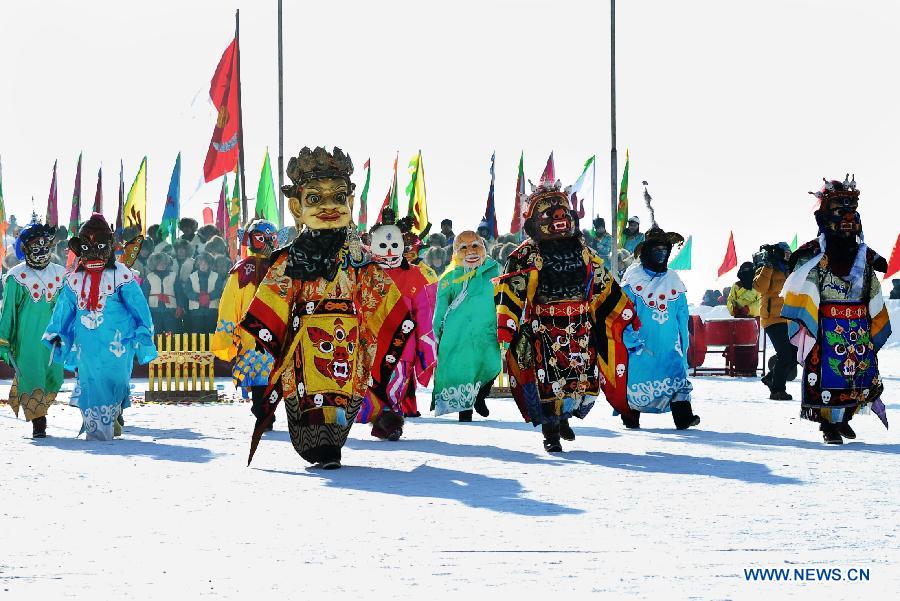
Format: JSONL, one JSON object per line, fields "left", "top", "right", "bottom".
{"left": 782, "top": 175, "right": 891, "bottom": 444}
{"left": 212, "top": 219, "right": 277, "bottom": 421}
{"left": 432, "top": 231, "right": 501, "bottom": 421}
{"left": 43, "top": 214, "right": 157, "bottom": 441}
{"left": 495, "top": 180, "right": 638, "bottom": 452}
{"left": 0, "top": 219, "right": 66, "bottom": 438}
{"left": 620, "top": 206, "right": 700, "bottom": 430}
{"left": 241, "top": 147, "right": 406, "bottom": 469}
{"left": 356, "top": 209, "right": 438, "bottom": 440}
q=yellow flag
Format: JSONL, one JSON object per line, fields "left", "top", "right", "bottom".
{"left": 124, "top": 156, "right": 147, "bottom": 234}
{"left": 405, "top": 150, "right": 428, "bottom": 236}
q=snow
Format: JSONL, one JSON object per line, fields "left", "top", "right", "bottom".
{"left": 2, "top": 361, "right": 900, "bottom": 600}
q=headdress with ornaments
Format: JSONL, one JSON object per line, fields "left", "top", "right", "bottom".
{"left": 809, "top": 174, "right": 862, "bottom": 238}
{"left": 15, "top": 213, "right": 57, "bottom": 262}
{"left": 281, "top": 146, "right": 355, "bottom": 198}
{"left": 633, "top": 182, "right": 684, "bottom": 256}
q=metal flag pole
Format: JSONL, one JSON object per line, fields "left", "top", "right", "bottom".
{"left": 236, "top": 9, "right": 249, "bottom": 223}
{"left": 277, "top": 0, "right": 285, "bottom": 226}
{"left": 609, "top": 0, "right": 619, "bottom": 278}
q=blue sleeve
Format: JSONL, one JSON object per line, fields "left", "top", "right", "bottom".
{"left": 676, "top": 295, "right": 690, "bottom": 360}
{"left": 43, "top": 287, "right": 78, "bottom": 369}
{"left": 119, "top": 280, "right": 158, "bottom": 364}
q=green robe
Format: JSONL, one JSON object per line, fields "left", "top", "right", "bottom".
{"left": 432, "top": 259, "right": 501, "bottom": 415}
{"left": 0, "top": 263, "right": 66, "bottom": 420}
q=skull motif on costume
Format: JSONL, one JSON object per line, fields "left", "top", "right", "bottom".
{"left": 401, "top": 319, "right": 415, "bottom": 334}
{"left": 821, "top": 390, "right": 832, "bottom": 404}
{"left": 622, "top": 308, "right": 634, "bottom": 321}
{"left": 807, "top": 372, "right": 818, "bottom": 387}
{"left": 616, "top": 363, "right": 626, "bottom": 378}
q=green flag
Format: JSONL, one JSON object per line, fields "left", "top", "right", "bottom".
{"left": 668, "top": 235, "right": 692, "bottom": 270}
{"left": 616, "top": 151, "right": 629, "bottom": 245}
{"left": 0, "top": 154, "right": 5, "bottom": 224}
{"left": 358, "top": 158, "right": 371, "bottom": 232}
{"left": 254, "top": 149, "right": 279, "bottom": 227}
{"left": 790, "top": 234, "right": 798, "bottom": 251}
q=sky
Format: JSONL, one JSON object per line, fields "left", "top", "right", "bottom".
{"left": 1, "top": 0, "right": 897, "bottom": 300}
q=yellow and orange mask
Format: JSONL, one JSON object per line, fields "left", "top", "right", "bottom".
{"left": 453, "top": 230, "right": 487, "bottom": 269}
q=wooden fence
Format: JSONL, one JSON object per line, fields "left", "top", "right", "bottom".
{"left": 146, "top": 333, "right": 221, "bottom": 403}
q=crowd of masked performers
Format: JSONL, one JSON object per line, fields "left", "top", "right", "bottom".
{"left": 0, "top": 148, "right": 892, "bottom": 466}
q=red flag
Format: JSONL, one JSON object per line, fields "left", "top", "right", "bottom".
{"left": 884, "top": 233, "right": 900, "bottom": 280}
{"left": 203, "top": 39, "right": 241, "bottom": 183}
{"left": 539, "top": 151, "right": 555, "bottom": 186}
{"left": 718, "top": 231, "right": 738, "bottom": 277}
{"left": 377, "top": 152, "right": 399, "bottom": 221}
{"left": 202, "top": 207, "right": 214, "bottom": 225}
{"left": 46, "top": 160, "right": 58, "bottom": 227}
{"left": 510, "top": 151, "right": 525, "bottom": 235}
{"left": 93, "top": 167, "right": 103, "bottom": 214}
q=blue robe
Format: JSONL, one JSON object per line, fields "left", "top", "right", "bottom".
{"left": 43, "top": 263, "right": 157, "bottom": 440}
{"left": 621, "top": 264, "right": 692, "bottom": 413}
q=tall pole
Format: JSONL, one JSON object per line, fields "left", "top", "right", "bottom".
{"left": 277, "top": 0, "right": 285, "bottom": 226}
{"left": 609, "top": 0, "right": 619, "bottom": 278}
{"left": 236, "top": 9, "right": 249, "bottom": 223}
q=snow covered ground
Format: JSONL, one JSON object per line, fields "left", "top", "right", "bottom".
{"left": 2, "top": 352, "right": 900, "bottom": 600}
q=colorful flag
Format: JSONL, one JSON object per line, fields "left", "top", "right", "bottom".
{"left": 568, "top": 155, "right": 595, "bottom": 219}
{"left": 203, "top": 38, "right": 241, "bottom": 182}
{"left": 405, "top": 150, "right": 428, "bottom": 236}
{"left": 790, "top": 233, "right": 798, "bottom": 251}
{"left": 160, "top": 153, "right": 181, "bottom": 244}
{"left": 217, "top": 176, "right": 229, "bottom": 235}
{"left": 358, "top": 158, "right": 371, "bottom": 232}
{"left": 616, "top": 151, "right": 630, "bottom": 245}
{"left": 202, "top": 207, "right": 214, "bottom": 225}
{"left": 228, "top": 167, "right": 242, "bottom": 260}
{"left": 124, "top": 156, "right": 147, "bottom": 235}
{"left": 69, "top": 152, "right": 82, "bottom": 234}
{"left": 93, "top": 167, "right": 103, "bottom": 214}
{"left": 510, "top": 151, "right": 526, "bottom": 236}
{"left": 46, "top": 160, "right": 58, "bottom": 227}
{"left": 718, "top": 231, "right": 738, "bottom": 277}
{"left": 884, "top": 233, "right": 900, "bottom": 280}
{"left": 668, "top": 235, "right": 692, "bottom": 270}
{"left": 378, "top": 152, "right": 399, "bottom": 220}
{"left": 115, "top": 159, "right": 125, "bottom": 238}
{"left": 481, "top": 152, "right": 498, "bottom": 240}
{"left": 254, "top": 149, "right": 279, "bottom": 227}
{"left": 539, "top": 151, "right": 555, "bottom": 186}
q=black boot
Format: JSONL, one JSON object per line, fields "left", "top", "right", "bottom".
{"left": 671, "top": 401, "right": 700, "bottom": 430}
{"left": 837, "top": 422, "right": 856, "bottom": 440}
{"left": 251, "top": 386, "right": 274, "bottom": 431}
{"left": 473, "top": 379, "right": 494, "bottom": 417}
{"left": 542, "top": 423, "right": 563, "bottom": 453}
{"left": 821, "top": 423, "right": 843, "bottom": 445}
{"left": 316, "top": 447, "right": 342, "bottom": 469}
{"left": 458, "top": 410, "right": 473, "bottom": 422}
{"left": 559, "top": 419, "right": 575, "bottom": 441}
{"left": 32, "top": 416, "right": 47, "bottom": 439}
{"left": 621, "top": 410, "right": 641, "bottom": 429}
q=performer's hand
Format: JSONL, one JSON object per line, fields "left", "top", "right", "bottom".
{"left": 199, "top": 293, "right": 210, "bottom": 307}
{"left": 175, "top": 307, "right": 185, "bottom": 319}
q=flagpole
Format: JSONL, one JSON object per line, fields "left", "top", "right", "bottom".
{"left": 591, "top": 155, "right": 597, "bottom": 227}
{"left": 609, "top": 0, "right": 619, "bottom": 278}
{"left": 277, "top": 0, "right": 285, "bottom": 225}
{"left": 236, "top": 9, "right": 249, "bottom": 223}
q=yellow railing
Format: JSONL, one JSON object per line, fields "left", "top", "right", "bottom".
{"left": 147, "top": 333, "right": 219, "bottom": 402}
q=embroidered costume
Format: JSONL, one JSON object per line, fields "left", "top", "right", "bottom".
{"left": 0, "top": 220, "right": 65, "bottom": 438}
{"left": 212, "top": 220, "right": 276, "bottom": 420}
{"left": 495, "top": 179, "right": 637, "bottom": 452}
{"left": 620, "top": 214, "right": 700, "bottom": 430}
{"left": 782, "top": 176, "right": 891, "bottom": 444}
{"left": 43, "top": 214, "right": 157, "bottom": 440}
{"left": 241, "top": 146, "right": 402, "bottom": 469}
{"left": 432, "top": 231, "right": 501, "bottom": 420}
{"left": 356, "top": 210, "right": 438, "bottom": 440}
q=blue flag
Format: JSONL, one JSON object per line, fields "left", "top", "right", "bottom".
{"left": 481, "top": 151, "right": 498, "bottom": 240}
{"left": 160, "top": 152, "right": 181, "bottom": 244}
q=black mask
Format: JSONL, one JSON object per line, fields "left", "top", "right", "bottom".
{"left": 641, "top": 244, "right": 670, "bottom": 272}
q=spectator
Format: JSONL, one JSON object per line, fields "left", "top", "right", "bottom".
{"left": 591, "top": 216, "right": 613, "bottom": 265}
{"left": 178, "top": 218, "right": 201, "bottom": 254}
{"left": 440, "top": 218, "right": 455, "bottom": 247}
{"left": 621, "top": 216, "right": 644, "bottom": 255}
{"left": 427, "top": 232, "right": 447, "bottom": 249}
{"left": 753, "top": 242, "right": 797, "bottom": 400}
{"left": 204, "top": 235, "right": 227, "bottom": 258}
{"left": 890, "top": 279, "right": 900, "bottom": 300}
{"left": 213, "top": 254, "right": 232, "bottom": 280}
{"left": 727, "top": 262, "right": 761, "bottom": 317}
{"left": 701, "top": 289, "right": 720, "bottom": 307}
{"left": 141, "top": 253, "right": 179, "bottom": 334}
{"left": 185, "top": 251, "right": 222, "bottom": 333}
{"left": 424, "top": 246, "right": 447, "bottom": 274}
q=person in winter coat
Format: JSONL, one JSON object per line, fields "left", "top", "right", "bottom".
{"left": 185, "top": 251, "right": 222, "bottom": 333}
{"left": 727, "top": 262, "right": 762, "bottom": 317}
{"left": 432, "top": 231, "right": 501, "bottom": 421}
{"left": 140, "top": 252, "right": 179, "bottom": 334}
{"left": 621, "top": 215, "right": 644, "bottom": 255}
{"left": 753, "top": 242, "right": 797, "bottom": 399}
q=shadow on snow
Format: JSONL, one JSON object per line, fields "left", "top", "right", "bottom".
{"left": 640, "top": 427, "right": 900, "bottom": 455}
{"left": 33, "top": 435, "right": 218, "bottom": 463}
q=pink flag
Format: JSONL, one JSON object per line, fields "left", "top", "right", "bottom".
{"left": 93, "top": 167, "right": 103, "bottom": 214}
{"left": 46, "top": 160, "right": 58, "bottom": 227}
{"left": 216, "top": 177, "right": 227, "bottom": 234}
{"left": 718, "top": 231, "right": 738, "bottom": 277}
{"left": 539, "top": 151, "right": 555, "bottom": 186}
{"left": 202, "top": 207, "right": 214, "bottom": 225}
